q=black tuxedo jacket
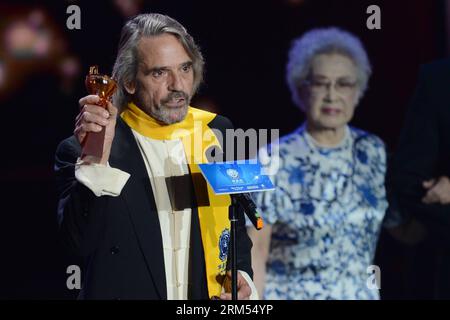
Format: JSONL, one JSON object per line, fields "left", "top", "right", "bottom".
{"left": 391, "top": 59, "right": 450, "bottom": 242}
{"left": 55, "top": 115, "right": 253, "bottom": 299}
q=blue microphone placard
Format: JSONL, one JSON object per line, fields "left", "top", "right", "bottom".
{"left": 198, "top": 161, "right": 275, "bottom": 195}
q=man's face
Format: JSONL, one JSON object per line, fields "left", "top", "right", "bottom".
{"left": 127, "top": 34, "right": 194, "bottom": 124}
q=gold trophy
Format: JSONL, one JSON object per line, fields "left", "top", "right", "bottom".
{"left": 82, "top": 66, "right": 117, "bottom": 158}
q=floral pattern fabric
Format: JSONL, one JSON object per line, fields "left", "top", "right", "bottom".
{"left": 254, "top": 124, "right": 387, "bottom": 300}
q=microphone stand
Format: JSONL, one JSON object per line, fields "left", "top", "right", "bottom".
{"left": 229, "top": 196, "right": 239, "bottom": 300}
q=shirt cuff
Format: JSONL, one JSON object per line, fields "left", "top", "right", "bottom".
{"left": 75, "top": 158, "right": 130, "bottom": 197}
{"left": 238, "top": 270, "right": 259, "bottom": 300}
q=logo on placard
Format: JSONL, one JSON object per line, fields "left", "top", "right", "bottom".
{"left": 226, "top": 168, "right": 240, "bottom": 179}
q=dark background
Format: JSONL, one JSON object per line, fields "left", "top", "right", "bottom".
{"left": 0, "top": 0, "right": 445, "bottom": 299}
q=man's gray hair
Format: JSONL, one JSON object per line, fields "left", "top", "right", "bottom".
{"left": 112, "top": 13, "right": 204, "bottom": 110}
{"left": 286, "top": 27, "right": 372, "bottom": 108}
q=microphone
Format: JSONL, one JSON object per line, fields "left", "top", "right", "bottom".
{"left": 231, "top": 193, "right": 264, "bottom": 230}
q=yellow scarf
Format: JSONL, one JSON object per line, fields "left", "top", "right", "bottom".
{"left": 121, "top": 102, "right": 231, "bottom": 298}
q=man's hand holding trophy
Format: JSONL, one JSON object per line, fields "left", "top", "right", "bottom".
{"left": 75, "top": 66, "right": 118, "bottom": 165}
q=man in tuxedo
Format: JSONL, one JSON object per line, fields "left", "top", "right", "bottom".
{"left": 391, "top": 59, "right": 450, "bottom": 298}
{"left": 55, "top": 13, "right": 255, "bottom": 300}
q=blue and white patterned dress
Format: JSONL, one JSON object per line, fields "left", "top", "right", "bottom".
{"left": 254, "top": 124, "right": 387, "bottom": 300}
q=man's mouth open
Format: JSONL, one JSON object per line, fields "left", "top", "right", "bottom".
{"left": 165, "top": 98, "right": 186, "bottom": 108}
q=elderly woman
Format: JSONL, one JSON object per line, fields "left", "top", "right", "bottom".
{"left": 249, "top": 28, "right": 387, "bottom": 300}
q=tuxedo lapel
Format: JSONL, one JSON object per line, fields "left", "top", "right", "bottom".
{"left": 109, "top": 117, "right": 167, "bottom": 299}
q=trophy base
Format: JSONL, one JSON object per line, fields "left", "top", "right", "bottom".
{"left": 81, "top": 128, "right": 105, "bottom": 159}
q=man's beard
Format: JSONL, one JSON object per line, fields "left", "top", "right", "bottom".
{"left": 136, "top": 90, "right": 190, "bottom": 125}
